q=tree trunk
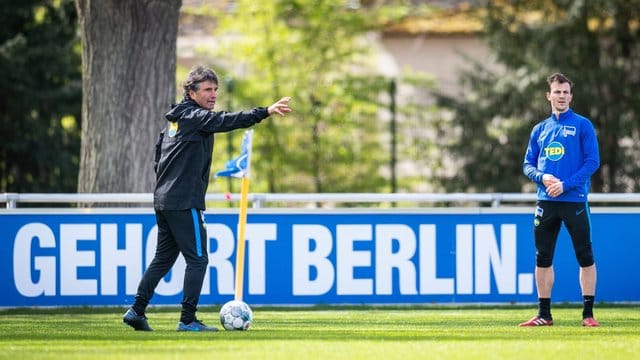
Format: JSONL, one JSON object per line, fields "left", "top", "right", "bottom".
{"left": 76, "top": 0, "right": 181, "bottom": 194}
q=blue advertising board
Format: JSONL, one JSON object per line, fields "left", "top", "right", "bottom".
{"left": 0, "top": 209, "right": 638, "bottom": 307}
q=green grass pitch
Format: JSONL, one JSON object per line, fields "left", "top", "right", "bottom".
{"left": 0, "top": 305, "right": 638, "bottom": 359}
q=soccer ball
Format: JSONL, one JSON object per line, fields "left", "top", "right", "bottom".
{"left": 219, "top": 300, "right": 253, "bottom": 331}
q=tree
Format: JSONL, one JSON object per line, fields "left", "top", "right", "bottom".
{"left": 0, "top": 0, "right": 81, "bottom": 193}
{"left": 193, "top": 0, "right": 433, "bottom": 196}
{"left": 75, "top": 0, "right": 181, "bottom": 193}
{"left": 433, "top": 0, "right": 640, "bottom": 193}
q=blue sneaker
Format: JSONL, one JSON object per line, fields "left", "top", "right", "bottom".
{"left": 177, "top": 319, "right": 219, "bottom": 332}
{"left": 123, "top": 308, "right": 153, "bottom": 331}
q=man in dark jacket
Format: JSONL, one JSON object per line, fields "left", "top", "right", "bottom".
{"left": 123, "top": 66, "right": 292, "bottom": 332}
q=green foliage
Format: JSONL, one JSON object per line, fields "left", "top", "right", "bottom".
{"left": 0, "top": 0, "right": 81, "bottom": 193}
{"left": 433, "top": 0, "right": 640, "bottom": 192}
{"left": 199, "top": 0, "right": 433, "bottom": 195}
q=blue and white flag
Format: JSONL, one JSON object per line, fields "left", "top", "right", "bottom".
{"left": 215, "top": 130, "right": 253, "bottom": 179}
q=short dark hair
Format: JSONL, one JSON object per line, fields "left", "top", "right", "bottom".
{"left": 547, "top": 72, "right": 574, "bottom": 91}
{"left": 183, "top": 66, "right": 218, "bottom": 98}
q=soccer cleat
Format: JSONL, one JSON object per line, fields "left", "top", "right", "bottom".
{"left": 519, "top": 316, "right": 553, "bottom": 327}
{"left": 582, "top": 317, "right": 600, "bottom": 327}
{"left": 177, "top": 319, "right": 219, "bottom": 332}
{"left": 123, "top": 308, "right": 153, "bottom": 331}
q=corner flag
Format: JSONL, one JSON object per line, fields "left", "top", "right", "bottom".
{"left": 215, "top": 130, "right": 253, "bottom": 179}
{"left": 215, "top": 129, "right": 254, "bottom": 301}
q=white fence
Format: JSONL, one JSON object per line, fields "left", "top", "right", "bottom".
{"left": 3, "top": 192, "right": 640, "bottom": 208}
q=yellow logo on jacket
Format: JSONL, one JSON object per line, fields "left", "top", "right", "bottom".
{"left": 168, "top": 122, "right": 178, "bottom": 137}
{"left": 544, "top": 141, "right": 564, "bottom": 161}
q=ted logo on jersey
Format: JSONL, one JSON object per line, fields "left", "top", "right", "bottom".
{"left": 544, "top": 141, "right": 565, "bottom": 161}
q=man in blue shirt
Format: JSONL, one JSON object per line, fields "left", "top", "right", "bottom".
{"left": 520, "top": 73, "right": 600, "bottom": 327}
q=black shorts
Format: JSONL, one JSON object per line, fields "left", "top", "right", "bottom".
{"left": 533, "top": 201, "right": 595, "bottom": 268}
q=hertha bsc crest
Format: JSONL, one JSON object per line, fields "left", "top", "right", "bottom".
{"left": 168, "top": 121, "right": 178, "bottom": 137}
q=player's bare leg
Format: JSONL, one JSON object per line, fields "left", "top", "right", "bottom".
{"left": 536, "top": 266, "right": 554, "bottom": 298}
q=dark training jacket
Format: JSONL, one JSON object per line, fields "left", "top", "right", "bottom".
{"left": 153, "top": 98, "right": 269, "bottom": 210}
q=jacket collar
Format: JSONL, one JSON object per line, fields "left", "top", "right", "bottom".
{"left": 552, "top": 108, "right": 573, "bottom": 122}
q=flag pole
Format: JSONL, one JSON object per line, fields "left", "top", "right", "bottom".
{"left": 234, "top": 130, "right": 253, "bottom": 301}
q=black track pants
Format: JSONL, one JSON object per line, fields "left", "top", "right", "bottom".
{"left": 133, "top": 209, "right": 208, "bottom": 316}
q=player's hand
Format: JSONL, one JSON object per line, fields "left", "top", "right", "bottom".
{"left": 542, "top": 173, "right": 560, "bottom": 187}
{"left": 268, "top": 97, "right": 292, "bottom": 116}
{"left": 547, "top": 181, "right": 564, "bottom": 198}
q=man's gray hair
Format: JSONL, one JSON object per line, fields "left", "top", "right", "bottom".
{"left": 183, "top": 66, "right": 218, "bottom": 98}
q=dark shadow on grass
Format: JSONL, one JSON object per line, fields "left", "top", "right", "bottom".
{"left": 0, "top": 303, "right": 637, "bottom": 315}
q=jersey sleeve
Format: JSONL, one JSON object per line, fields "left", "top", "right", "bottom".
{"left": 523, "top": 125, "right": 544, "bottom": 184}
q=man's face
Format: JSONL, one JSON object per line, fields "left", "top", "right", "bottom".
{"left": 189, "top": 80, "right": 218, "bottom": 110}
{"left": 546, "top": 81, "right": 572, "bottom": 113}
